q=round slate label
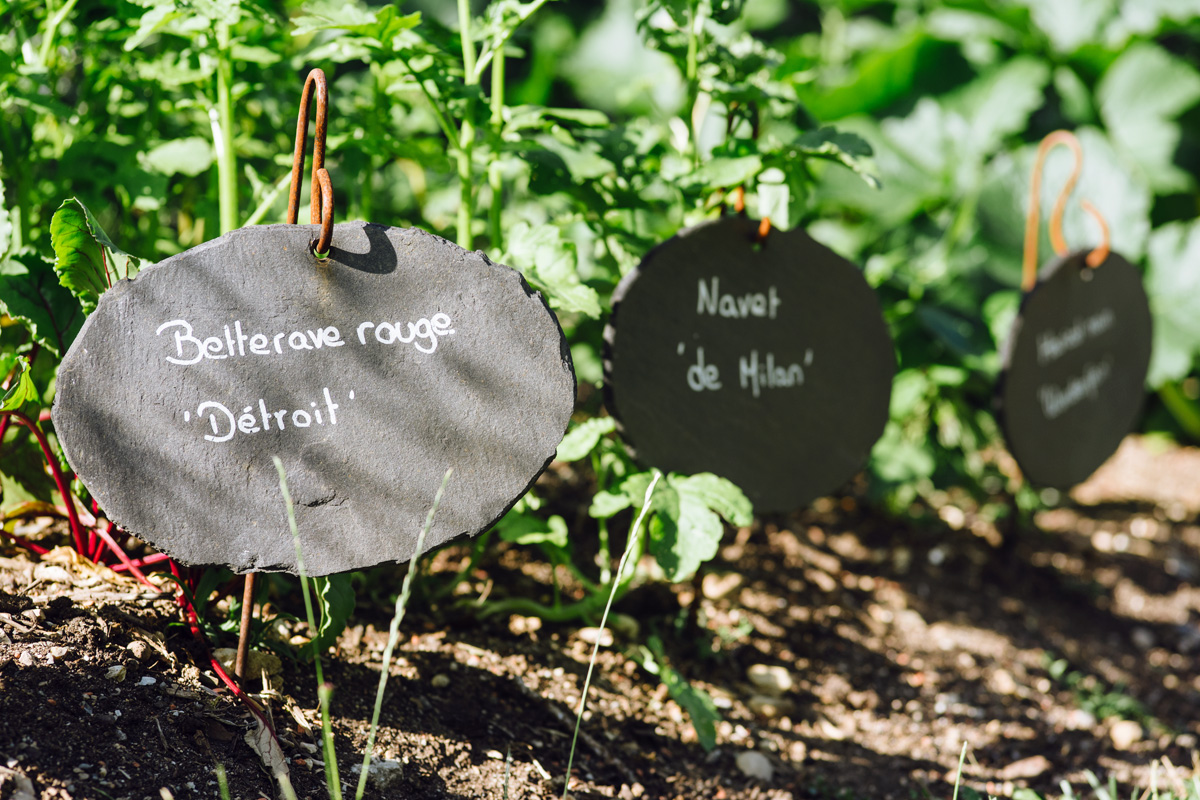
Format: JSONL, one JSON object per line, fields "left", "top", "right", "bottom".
{"left": 604, "top": 216, "right": 895, "bottom": 512}
{"left": 53, "top": 222, "right": 575, "bottom": 576}
{"left": 997, "top": 250, "right": 1152, "bottom": 489}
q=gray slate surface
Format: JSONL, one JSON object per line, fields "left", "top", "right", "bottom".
{"left": 604, "top": 216, "right": 894, "bottom": 512}
{"left": 53, "top": 222, "right": 575, "bottom": 576}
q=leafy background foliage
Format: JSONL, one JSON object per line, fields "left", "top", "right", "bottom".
{"left": 2, "top": 0, "right": 1200, "bottom": 732}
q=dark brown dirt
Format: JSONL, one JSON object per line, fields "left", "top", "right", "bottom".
{"left": 1, "top": 435, "right": 1199, "bottom": 800}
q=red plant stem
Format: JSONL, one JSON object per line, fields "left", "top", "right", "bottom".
{"left": 95, "top": 527, "right": 157, "bottom": 589}
{"left": 0, "top": 409, "right": 86, "bottom": 553}
{"left": 167, "top": 562, "right": 277, "bottom": 736}
{"left": 0, "top": 527, "right": 51, "bottom": 556}
{"left": 109, "top": 552, "right": 171, "bottom": 572}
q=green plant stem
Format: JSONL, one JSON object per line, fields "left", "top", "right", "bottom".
{"left": 356, "top": 469, "right": 451, "bottom": 800}
{"left": 488, "top": 47, "right": 505, "bottom": 252}
{"left": 562, "top": 471, "right": 661, "bottom": 799}
{"left": 456, "top": 0, "right": 478, "bottom": 251}
{"left": 684, "top": 2, "right": 703, "bottom": 166}
{"left": 37, "top": 0, "right": 80, "bottom": 67}
{"left": 214, "top": 21, "right": 238, "bottom": 235}
{"left": 1159, "top": 381, "right": 1200, "bottom": 442}
{"left": 274, "top": 458, "right": 341, "bottom": 800}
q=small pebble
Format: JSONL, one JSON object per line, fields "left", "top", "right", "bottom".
{"left": 746, "top": 664, "right": 793, "bottom": 696}
{"left": 138, "top": 676, "right": 157, "bottom": 686}
{"left": 1131, "top": 627, "right": 1155, "bottom": 651}
{"left": 1109, "top": 719, "right": 1142, "bottom": 750}
{"left": 17, "top": 651, "right": 34, "bottom": 668}
{"left": 430, "top": 674, "right": 450, "bottom": 689}
{"left": 126, "top": 641, "right": 151, "bottom": 661}
{"left": 105, "top": 664, "right": 127, "bottom": 682}
{"left": 578, "top": 628, "right": 613, "bottom": 647}
{"left": 735, "top": 751, "right": 774, "bottom": 782}
{"left": 747, "top": 694, "right": 794, "bottom": 719}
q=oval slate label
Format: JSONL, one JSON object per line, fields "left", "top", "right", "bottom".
{"left": 604, "top": 216, "right": 895, "bottom": 512}
{"left": 52, "top": 222, "right": 575, "bottom": 576}
{"left": 997, "top": 250, "right": 1152, "bottom": 489}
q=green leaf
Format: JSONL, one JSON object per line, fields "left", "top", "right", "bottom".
{"left": 504, "top": 222, "right": 602, "bottom": 318}
{"left": 0, "top": 249, "right": 85, "bottom": 356}
{"left": 1098, "top": 43, "right": 1200, "bottom": 193}
{"left": 1145, "top": 220, "right": 1200, "bottom": 387}
{"left": 589, "top": 489, "right": 631, "bottom": 519}
{"left": 556, "top": 417, "right": 616, "bottom": 461}
{"left": 946, "top": 56, "right": 1051, "bottom": 164}
{"left": 795, "top": 28, "right": 949, "bottom": 120}
{"left": 686, "top": 155, "right": 762, "bottom": 190}
{"left": 311, "top": 573, "right": 355, "bottom": 651}
{"left": 495, "top": 511, "right": 569, "bottom": 548}
{"left": 142, "top": 137, "right": 216, "bottom": 177}
{"left": 1, "top": 356, "right": 37, "bottom": 412}
{"left": 50, "top": 198, "right": 143, "bottom": 315}
{"left": 640, "top": 636, "right": 721, "bottom": 752}
{"left": 794, "top": 127, "right": 878, "bottom": 188}
{"left": 1015, "top": 0, "right": 1117, "bottom": 54}
{"left": 673, "top": 473, "right": 753, "bottom": 527}
{"left": 646, "top": 475, "right": 725, "bottom": 582}
{"left": 293, "top": 1, "right": 421, "bottom": 47}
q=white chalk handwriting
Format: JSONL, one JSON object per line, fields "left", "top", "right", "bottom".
{"left": 157, "top": 313, "right": 455, "bottom": 365}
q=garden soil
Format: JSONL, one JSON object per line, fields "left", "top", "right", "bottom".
{"left": 1, "top": 435, "right": 1198, "bottom": 800}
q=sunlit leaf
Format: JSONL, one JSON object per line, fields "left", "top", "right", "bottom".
{"left": 556, "top": 416, "right": 616, "bottom": 462}
{"left": 1, "top": 356, "right": 37, "bottom": 412}
{"left": 1098, "top": 43, "right": 1200, "bottom": 193}
{"left": 50, "top": 198, "right": 143, "bottom": 316}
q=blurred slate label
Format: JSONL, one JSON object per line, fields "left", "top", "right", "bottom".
{"left": 53, "top": 221, "right": 575, "bottom": 576}
{"left": 997, "top": 250, "right": 1152, "bottom": 489}
{"left": 604, "top": 216, "right": 894, "bottom": 513}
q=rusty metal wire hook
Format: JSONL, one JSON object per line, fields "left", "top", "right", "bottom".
{"left": 1021, "top": 130, "right": 1111, "bottom": 292}
{"left": 287, "top": 68, "right": 334, "bottom": 257}
{"left": 727, "top": 186, "right": 772, "bottom": 243}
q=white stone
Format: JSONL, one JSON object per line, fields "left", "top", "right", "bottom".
{"left": 735, "top": 751, "right": 774, "bottom": 782}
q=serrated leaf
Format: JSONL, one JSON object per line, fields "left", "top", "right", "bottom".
{"left": 311, "top": 573, "right": 355, "bottom": 651}
{"left": 673, "top": 473, "right": 753, "bottom": 527}
{"left": 1, "top": 356, "right": 37, "bottom": 411}
{"left": 1098, "top": 43, "right": 1200, "bottom": 193}
{"left": 646, "top": 476, "right": 723, "bottom": 582}
{"left": 556, "top": 417, "right": 616, "bottom": 462}
{"left": 50, "top": 198, "right": 143, "bottom": 315}
{"left": 143, "top": 137, "right": 215, "bottom": 177}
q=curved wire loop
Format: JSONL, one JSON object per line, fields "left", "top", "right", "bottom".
{"left": 1021, "top": 130, "right": 1110, "bottom": 292}
{"left": 728, "top": 186, "right": 772, "bottom": 242}
{"left": 287, "top": 68, "right": 334, "bottom": 256}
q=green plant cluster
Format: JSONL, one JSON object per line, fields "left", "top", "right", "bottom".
{"left": 789, "top": 0, "right": 1200, "bottom": 509}
{"left": 2, "top": 0, "right": 1200, "bottom": 685}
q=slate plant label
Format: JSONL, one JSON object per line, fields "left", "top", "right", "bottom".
{"left": 52, "top": 222, "right": 576, "bottom": 576}
{"left": 998, "top": 250, "right": 1152, "bottom": 489}
{"left": 604, "top": 216, "right": 895, "bottom": 512}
